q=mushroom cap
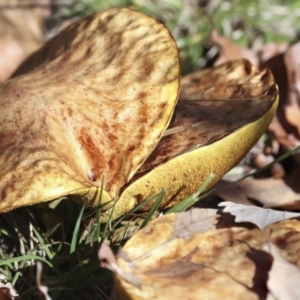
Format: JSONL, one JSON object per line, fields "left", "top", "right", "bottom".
{"left": 0, "top": 8, "right": 180, "bottom": 212}
{"left": 113, "top": 60, "right": 278, "bottom": 219}
{"left": 0, "top": 9, "right": 278, "bottom": 220}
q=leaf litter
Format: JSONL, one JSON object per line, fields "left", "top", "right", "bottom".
{"left": 99, "top": 209, "right": 300, "bottom": 300}
{"left": 264, "top": 243, "right": 300, "bottom": 300}
{"left": 219, "top": 201, "right": 300, "bottom": 230}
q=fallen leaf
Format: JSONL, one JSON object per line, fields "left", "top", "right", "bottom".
{"left": 211, "top": 29, "right": 258, "bottom": 67}
{"left": 216, "top": 177, "right": 300, "bottom": 208}
{"left": 258, "top": 42, "right": 289, "bottom": 63}
{"left": 218, "top": 201, "right": 300, "bottom": 230}
{"left": 252, "top": 153, "right": 285, "bottom": 178}
{"left": 263, "top": 243, "right": 300, "bottom": 300}
{"left": 105, "top": 210, "right": 300, "bottom": 300}
{"left": 283, "top": 41, "right": 300, "bottom": 138}
{"left": 284, "top": 99, "right": 300, "bottom": 139}
{"left": 268, "top": 116, "right": 300, "bottom": 150}
{"left": 98, "top": 243, "right": 140, "bottom": 286}
{"left": 174, "top": 208, "right": 218, "bottom": 240}
{"left": 0, "top": 289, "right": 12, "bottom": 300}
{"left": 214, "top": 180, "right": 255, "bottom": 206}
{"left": 284, "top": 42, "right": 300, "bottom": 97}
{"left": 0, "top": 275, "right": 18, "bottom": 299}
{"left": 98, "top": 243, "right": 119, "bottom": 271}
{"left": 259, "top": 43, "right": 289, "bottom": 122}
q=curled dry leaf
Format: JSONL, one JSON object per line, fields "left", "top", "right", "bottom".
{"left": 263, "top": 243, "right": 300, "bottom": 300}
{"left": 0, "top": 275, "right": 18, "bottom": 299}
{"left": 0, "top": 8, "right": 278, "bottom": 220}
{"left": 218, "top": 201, "right": 300, "bottom": 230}
{"left": 110, "top": 209, "right": 300, "bottom": 300}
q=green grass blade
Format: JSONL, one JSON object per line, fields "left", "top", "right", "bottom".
{"left": 102, "top": 159, "right": 126, "bottom": 240}
{"left": 102, "top": 199, "right": 117, "bottom": 241}
{"left": 82, "top": 201, "right": 111, "bottom": 220}
{"left": 95, "top": 177, "right": 105, "bottom": 242}
{"left": 31, "top": 224, "right": 53, "bottom": 260}
{"left": 84, "top": 223, "right": 98, "bottom": 245}
{"left": 111, "top": 192, "right": 166, "bottom": 231}
{"left": 241, "top": 144, "right": 300, "bottom": 180}
{"left": 167, "top": 174, "right": 215, "bottom": 213}
{"left": 117, "top": 219, "right": 132, "bottom": 245}
{"left": 0, "top": 255, "right": 52, "bottom": 267}
{"left": 12, "top": 270, "right": 23, "bottom": 286}
{"left": 44, "top": 222, "right": 62, "bottom": 239}
{"left": 140, "top": 190, "right": 166, "bottom": 228}
{"left": 67, "top": 261, "right": 101, "bottom": 284}
{"left": 70, "top": 204, "right": 85, "bottom": 254}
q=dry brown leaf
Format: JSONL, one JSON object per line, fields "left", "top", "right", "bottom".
{"left": 264, "top": 243, "right": 300, "bottom": 300}
{"left": 211, "top": 29, "right": 258, "bottom": 67}
{"left": 0, "top": 275, "right": 18, "bottom": 299}
{"left": 252, "top": 152, "right": 285, "bottom": 179}
{"left": 259, "top": 43, "right": 291, "bottom": 139}
{"left": 258, "top": 42, "right": 289, "bottom": 63}
{"left": 0, "top": 0, "right": 50, "bottom": 81}
{"left": 268, "top": 116, "right": 300, "bottom": 150}
{"left": 219, "top": 201, "right": 300, "bottom": 230}
{"left": 108, "top": 210, "right": 300, "bottom": 300}
{"left": 0, "top": 289, "right": 12, "bottom": 300}
{"left": 215, "top": 179, "right": 255, "bottom": 206}
{"left": 215, "top": 177, "right": 300, "bottom": 208}
{"left": 98, "top": 243, "right": 141, "bottom": 286}
{"left": 283, "top": 41, "right": 300, "bottom": 138}
{"left": 284, "top": 41, "right": 300, "bottom": 96}
{"left": 174, "top": 208, "right": 218, "bottom": 240}
{"left": 284, "top": 102, "right": 300, "bottom": 139}
{"left": 98, "top": 243, "right": 119, "bottom": 271}
{"left": 285, "top": 167, "right": 300, "bottom": 193}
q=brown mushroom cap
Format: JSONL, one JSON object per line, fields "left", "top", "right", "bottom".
{"left": 114, "top": 60, "right": 278, "bottom": 218}
{"left": 0, "top": 9, "right": 278, "bottom": 220}
{"left": 0, "top": 8, "right": 180, "bottom": 212}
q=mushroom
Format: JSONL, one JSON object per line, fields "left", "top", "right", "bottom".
{"left": 0, "top": 8, "right": 278, "bottom": 220}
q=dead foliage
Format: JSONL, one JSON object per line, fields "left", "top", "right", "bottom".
{"left": 100, "top": 207, "right": 300, "bottom": 300}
